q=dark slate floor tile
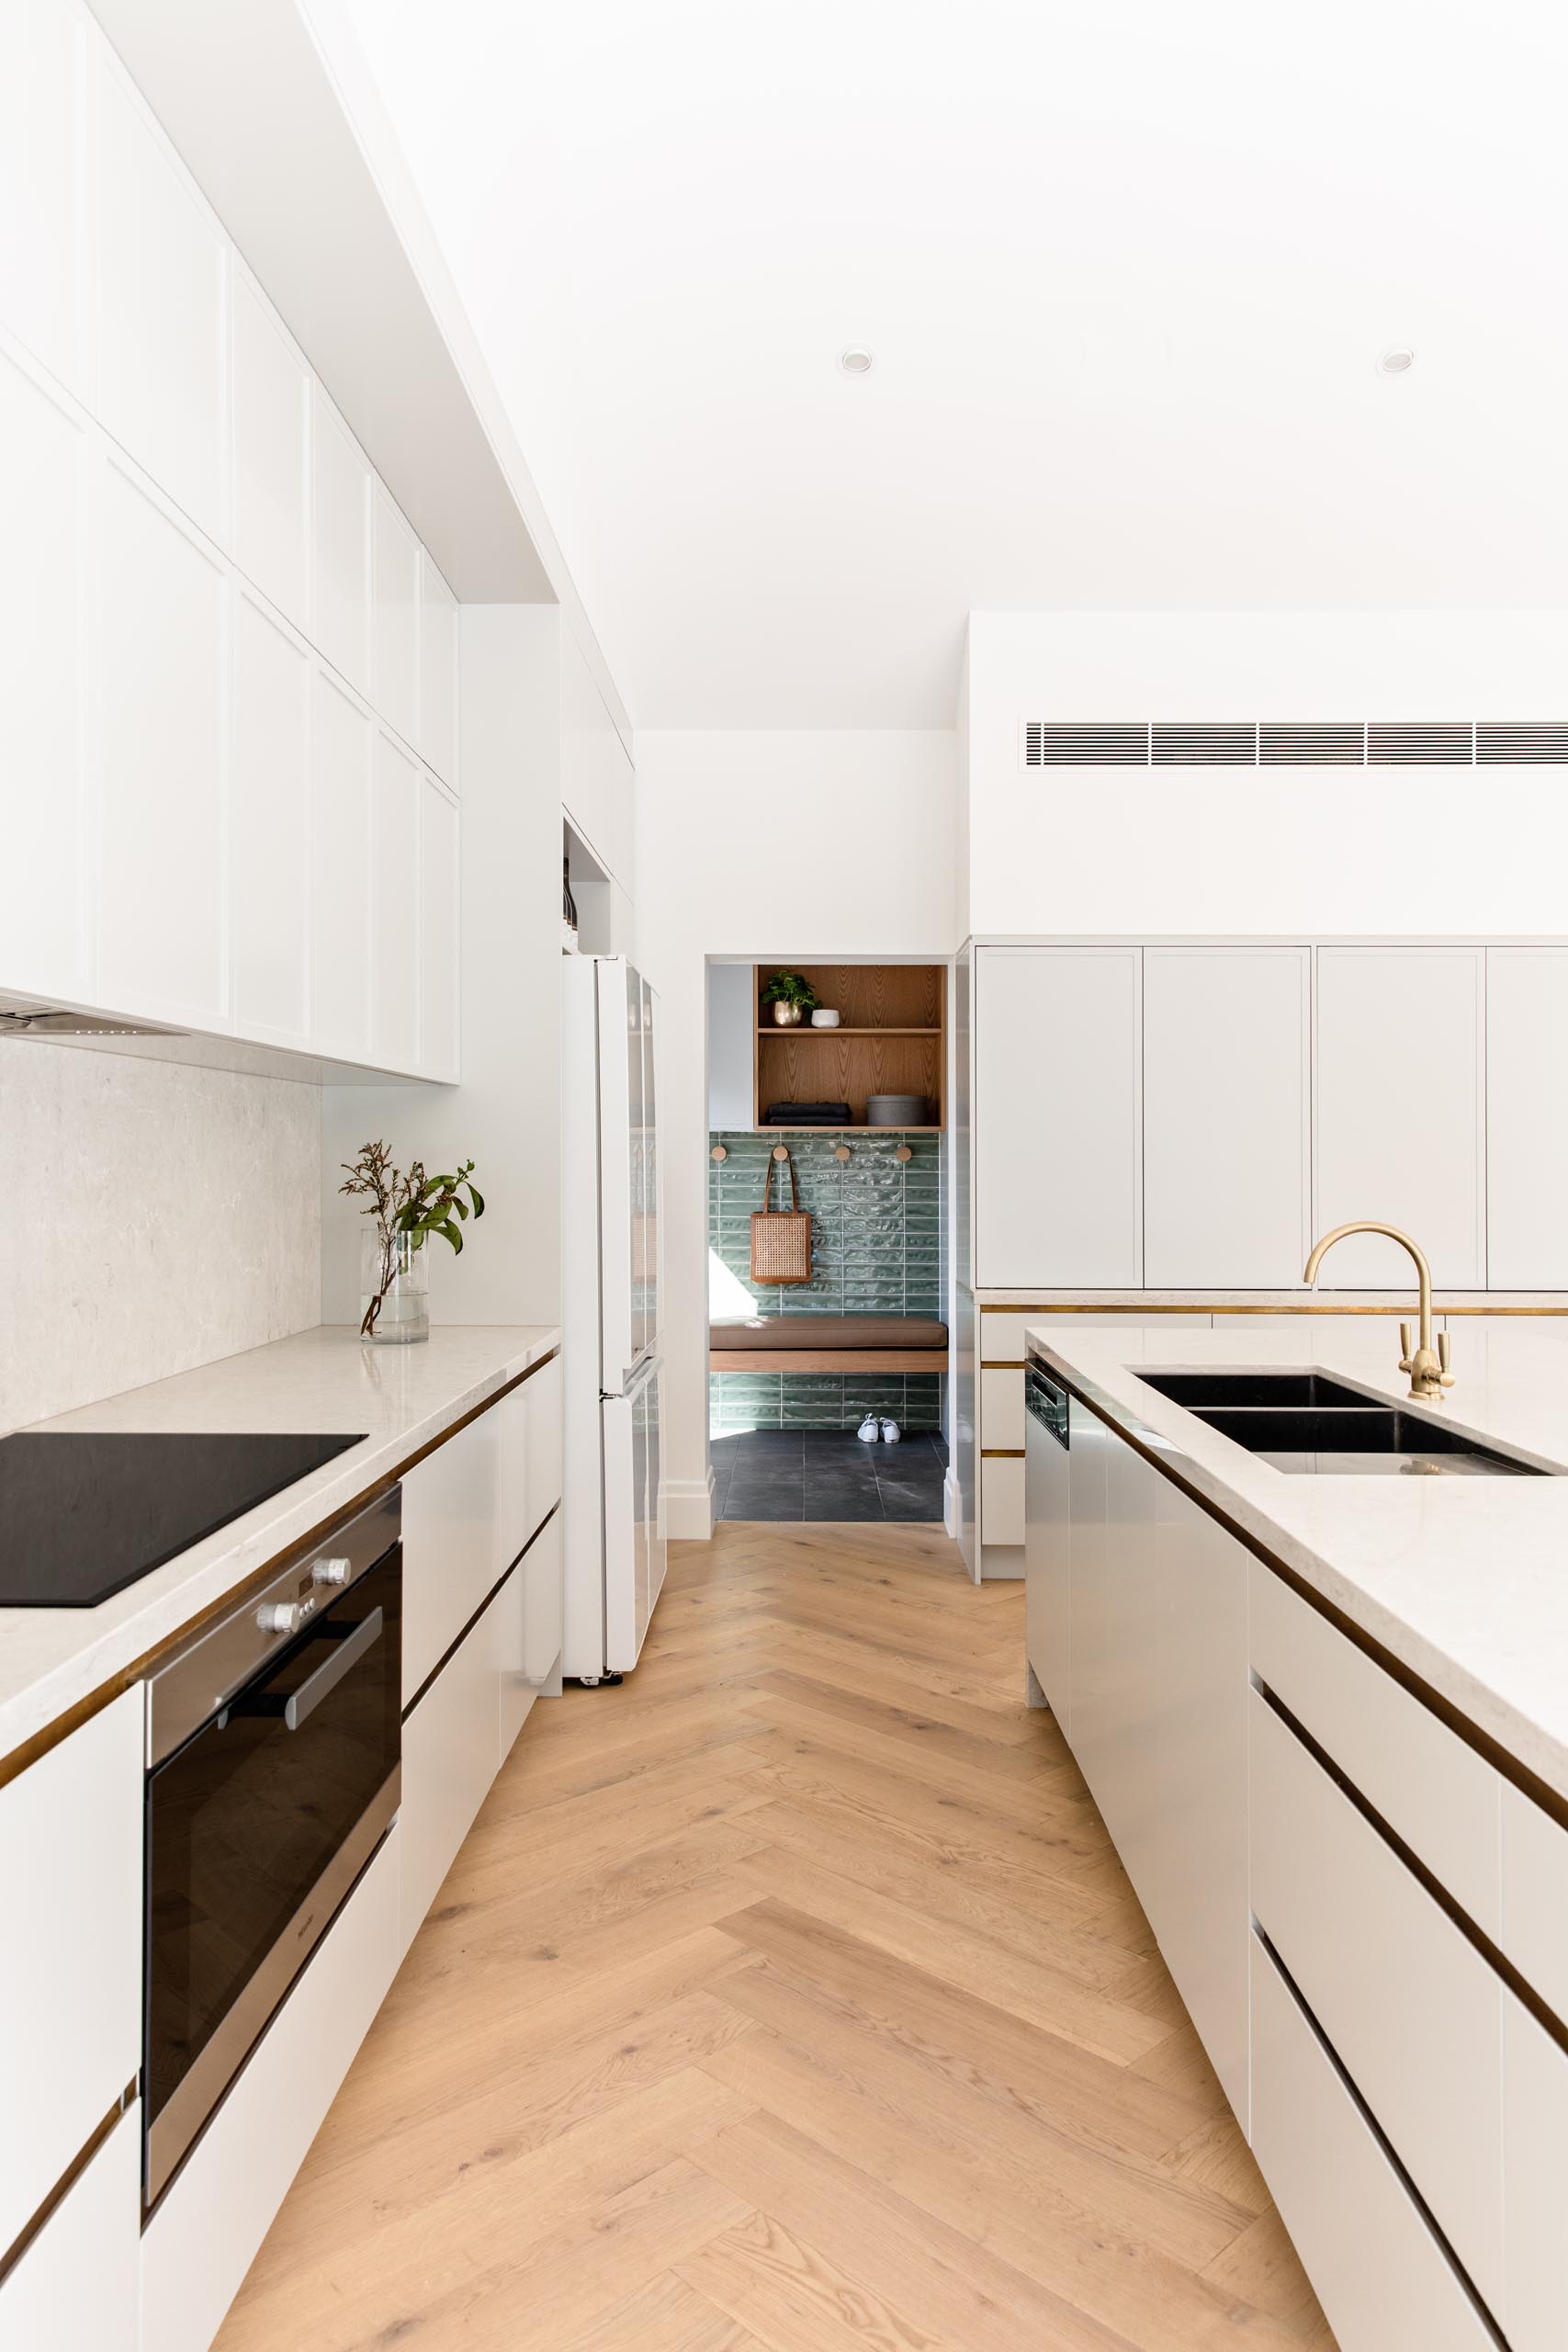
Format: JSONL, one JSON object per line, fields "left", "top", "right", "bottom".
{"left": 804, "top": 1483, "right": 885, "bottom": 1521}
{"left": 874, "top": 1484, "right": 945, "bottom": 1521}
{"left": 723, "top": 1476, "right": 806, "bottom": 1521}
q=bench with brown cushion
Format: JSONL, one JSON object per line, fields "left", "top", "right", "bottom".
{"left": 709, "top": 1313, "right": 949, "bottom": 1374}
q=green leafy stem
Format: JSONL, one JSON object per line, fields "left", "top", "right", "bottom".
{"left": 340, "top": 1139, "right": 486, "bottom": 1336}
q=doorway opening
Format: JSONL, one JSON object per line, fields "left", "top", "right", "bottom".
{"left": 705, "top": 958, "right": 952, "bottom": 1524}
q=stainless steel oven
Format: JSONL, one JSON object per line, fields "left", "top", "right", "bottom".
{"left": 142, "top": 1487, "right": 401, "bottom": 2208}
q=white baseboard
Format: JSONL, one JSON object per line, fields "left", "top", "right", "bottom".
{"left": 663, "top": 1470, "right": 716, "bottom": 1542}
{"left": 942, "top": 1467, "right": 959, "bottom": 1539}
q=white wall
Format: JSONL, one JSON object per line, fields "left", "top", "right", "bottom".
{"left": 635, "top": 729, "right": 958, "bottom": 1534}
{"left": 2, "top": 1044, "right": 320, "bottom": 1430}
{"left": 965, "top": 611, "right": 1568, "bottom": 937}
{"left": 321, "top": 607, "right": 563, "bottom": 1329}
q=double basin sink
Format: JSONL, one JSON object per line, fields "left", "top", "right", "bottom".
{"left": 1137, "top": 1370, "right": 1541, "bottom": 1478}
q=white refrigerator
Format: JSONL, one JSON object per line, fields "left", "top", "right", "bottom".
{"left": 561, "top": 956, "right": 666, "bottom": 1680}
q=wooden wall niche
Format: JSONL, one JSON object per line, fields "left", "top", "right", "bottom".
{"left": 752, "top": 964, "right": 946, "bottom": 1131}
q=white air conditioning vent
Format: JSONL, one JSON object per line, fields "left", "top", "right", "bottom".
{"left": 1367, "top": 722, "right": 1473, "bottom": 765}
{"left": 1152, "top": 723, "right": 1257, "bottom": 765}
{"left": 1476, "top": 723, "right": 1568, "bottom": 763}
{"left": 1020, "top": 718, "right": 1568, "bottom": 768}
{"left": 1022, "top": 721, "right": 1148, "bottom": 766}
{"left": 1259, "top": 723, "right": 1366, "bottom": 765}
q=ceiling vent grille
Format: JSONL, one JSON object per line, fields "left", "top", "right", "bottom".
{"left": 1367, "top": 722, "right": 1474, "bottom": 765}
{"left": 1152, "top": 722, "right": 1257, "bottom": 765}
{"left": 1476, "top": 723, "right": 1568, "bottom": 764}
{"left": 1259, "top": 723, "right": 1366, "bottom": 765}
{"left": 1023, "top": 722, "right": 1149, "bottom": 766}
{"left": 1020, "top": 719, "right": 1568, "bottom": 768}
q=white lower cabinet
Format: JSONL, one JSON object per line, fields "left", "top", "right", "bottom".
{"left": 141, "top": 1830, "right": 400, "bottom": 2352}
{"left": 1058, "top": 1408, "right": 1247, "bottom": 2112}
{"left": 499, "top": 1512, "right": 564, "bottom": 1762}
{"left": 1248, "top": 1690, "right": 1504, "bottom": 2307}
{"left": 400, "top": 1596, "right": 502, "bottom": 1953}
{"left": 401, "top": 1403, "right": 501, "bottom": 1702}
{"left": 0, "top": 2105, "right": 141, "bottom": 2352}
{"left": 1249, "top": 1937, "right": 1495, "bottom": 2352}
{"left": 1022, "top": 1374, "right": 1069, "bottom": 1718}
{"left": 0, "top": 1686, "right": 142, "bottom": 2256}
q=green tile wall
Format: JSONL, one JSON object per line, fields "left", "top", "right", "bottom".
{"left": 708, "top": 1131, "right": 944, "bottom": 1432}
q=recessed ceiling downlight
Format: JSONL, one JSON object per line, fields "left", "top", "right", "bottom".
{"left": 839, "top": 345, "right": 874, "bottom": 376}
{"left": 1377, "top": 345, "right": 1416, "bottom": 376}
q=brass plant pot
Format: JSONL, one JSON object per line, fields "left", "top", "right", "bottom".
{"left": 771, "top": 1001, "right": 803, "bottom": 1025}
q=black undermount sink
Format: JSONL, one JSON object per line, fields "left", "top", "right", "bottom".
{"left": 1190, "top": 1406, "right": 1538, "bottom": 1476}
{"left": 1139, "top": 1370, "right": 1381, "bottom": 1411}
{"left": 1136, "top": 1371, "right": 1542, "bottom": 1477}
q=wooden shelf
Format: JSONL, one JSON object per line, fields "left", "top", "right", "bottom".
{"left": 751, "top": 963, "right": 947, "bottom": 1133}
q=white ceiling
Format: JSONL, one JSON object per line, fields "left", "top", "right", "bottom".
{"left": 341, "top": 0, "right": 1568, "bottom": 729}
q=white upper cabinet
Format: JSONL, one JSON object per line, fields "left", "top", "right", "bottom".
{"left": 420, "top": 554, "right": 458, "bottom": 785}
{"left": 0, "top": 0, "right": 462, "bottom": 1076}
{"left": 231, "top": 586, "right": 310, "bottom": 1046}
{"left": 0, "top": 343, "right": 88, "bottom": 1002}
{"left": 372, "top": 484, "right": 421, "bottom": 750}
{"left": 974, "top": 945, "right": 1143, "bottom": 1289}
{"left": 1487, "top": 949, "right": 1568, "bottom": 1291}
{"left": 371, "top": 729, "right": 422, "bottom": 1071}
{"left": 1144, "top": 946, "right": 1312, "bottom": 1289}
{"left": 97, "top": 455, "right": 227, "bottom": 1027}
{"left": 311, "top": 390, "right": 371, "bottom": 695}
{"left": 231, "top": 273, "right": 310, "bottom": 632}
{"left": 0, "top": 0, "right": 85, "bottom": 396}
{"left": 310, "top": 667, "right": 373, "bottom": 1063}
{"left": 420, "top": 775, "right": 460, "bottom": 1080}
{"left": 94, "top": 53, "right": 226, "bottom": 546}
{"left": 1314, "top": 947, "right": 1486, "bottom": 1288}
{"left": 561, "top": 625, "right": 630, "bottom": 884}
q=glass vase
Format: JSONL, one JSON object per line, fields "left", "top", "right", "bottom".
{"left": 359, "top": 1225, "right": 429, "bottom": 1344}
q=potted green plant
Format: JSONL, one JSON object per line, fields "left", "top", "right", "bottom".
{"left": 760, "top": 969, "right": 818, "bottom": 1027}
{"left": 340, "top": 1140, "right": 485, "bottom": 1341}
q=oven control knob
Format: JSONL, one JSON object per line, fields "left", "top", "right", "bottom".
{"left": 256, "top": 1601, "right": 304, "bottom": 1636}
{"left": 311, "top": 1555, "right": 351, "bottom": 1588}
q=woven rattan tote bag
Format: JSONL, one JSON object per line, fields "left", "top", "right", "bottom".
{"left": 750, "top": 1150, "right": 812, "bottom": 1284}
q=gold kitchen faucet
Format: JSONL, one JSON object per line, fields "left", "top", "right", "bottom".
{"left": 1303, "top": 1221, "right": 1454, "bottom": 1401}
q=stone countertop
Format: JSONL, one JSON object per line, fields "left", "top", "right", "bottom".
{"left": 1023, "top": 1317, "right": 1568, "bottom": 1804}
{"left": 0, "top": 1323, "right": 560, "bottom": 1764}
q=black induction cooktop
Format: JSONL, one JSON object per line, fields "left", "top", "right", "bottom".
{"left": 0, "top": 1430, "right": 367, "bottom": 1607}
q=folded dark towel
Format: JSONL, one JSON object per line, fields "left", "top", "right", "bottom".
{"left": 762, "top": 1102, "right": 852, "bottom": 1125}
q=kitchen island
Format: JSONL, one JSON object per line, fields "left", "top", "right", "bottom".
{"left": 1023, "top": 1316, "right": 1568, "bottom": 2352}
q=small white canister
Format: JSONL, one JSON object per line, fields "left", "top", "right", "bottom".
{"left": 810, "top": 1008, "right": 840, "bottom": 1027}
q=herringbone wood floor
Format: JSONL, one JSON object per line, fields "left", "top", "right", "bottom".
{"left": 217, "top": 1521, "right": 1335, "bottom": 2351}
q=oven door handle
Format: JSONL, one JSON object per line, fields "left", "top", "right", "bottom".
{"left": 283, "top": 1607, "right": 384, "bottom": 1732}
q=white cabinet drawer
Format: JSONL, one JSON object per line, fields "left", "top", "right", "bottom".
{"left": 142, "top": 1832, "right": 400, "bottom": 2352}
{"left": 1250, "top": 1564, "right": 1501, "bottom": 1934}
{"left": 980, "top": 1365, "right": 1024, "bottom": 1451}
{"left": 979, "top": 1309, "right": 1030, "bottom": 1361}
{"left": 1502, "top": 1996, "right": 1568, "bottom": 2352}
{"left": 1248, "top": 1690, "right": 1504, "bottom": 2310}
{"left": 0, "top": 1689, "right": 142, "bottom": 2253}
{"left": 1500, "top": 1779, "right": 1568, "bottom": 2024}
{"left": 401, "top": 1408, "right": 499, "bottom": 1702}
{"left": 1249, "top": 1936, "right": 1495, "bottom": 2352}
{"left": 980, "top": 1453, "right": 1024, "bottom": 1546}
{"left": 400, "top": 1601, "right": 501, "bottom": 1951}
{"left": 495, "top": 1357, "right": 563, "bottom": 1577}
{"left": 0, "top": 2104, "right": 140, "bottom": 2352}
{"left": 498, "top": 1514, "right": 564, "bottom": 1762}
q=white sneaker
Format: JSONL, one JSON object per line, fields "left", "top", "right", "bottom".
{"left": 857, "top": 1413, "right": 881, "bottom": 1443}
{"left": 879, "top": 1417, "right": 901, "bottom": 1443}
